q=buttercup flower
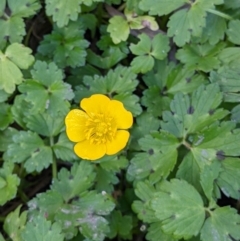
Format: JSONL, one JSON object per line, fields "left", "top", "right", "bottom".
{"left": 65, "top": 94, "right": 133, "bottom": 160}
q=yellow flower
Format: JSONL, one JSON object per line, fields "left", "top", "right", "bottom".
{"left": 65, "top": 94, "right": 133, "bottom": 160}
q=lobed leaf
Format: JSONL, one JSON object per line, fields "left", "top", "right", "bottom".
{"left": 0, "top": 43, "right": 34, "bottom": 93}
{"left": 4, "top": 131, "right": 53, "bottom": 173}
{"left": 201, "top": 207, "right": 240, "bottom": 241}
{"left": 151, "top": 179, "right": 205, "bottom": 239}
{"left": 0, "top": 162, "right": 20, "bottom": 205}
{"left": 21, "top": 215, "right": 64, "bottom": 241}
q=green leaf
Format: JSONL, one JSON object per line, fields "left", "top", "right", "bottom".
{"left": 0, "top": 177, "right": 6, "bottom": 189}
{"left": 51, "top": 162, "right": 96, "bottom": 202}
{"left": 0, "top": 233, "right": 5, "bottom": 241}
{"left": 130, "top": 33, "right": 170, "bottom": 73}
{"left": 0, "top": 162, "right": 20, "bottom": 205}
{"left": 107, "top": 16, "right": 129, "bottom": 44}
{"left": 151, "top": 33, "right": 170, "bottom": 60}
{"left": 75, "top": 190, "right": 115, "bottom": 216}
{"left": 139, "top": 0, "right": 187, "bottom": 15}
{"left": 146, "top": 222, "right": 177, "bottom": 241}
{"left": 38, "top": 21, "right": 89, "bottom": 68}
{"left": 4, "top": 131, "right": 53, "bottom": 173}
{"left": 0, "top": 17, "right": 24, "bottom": 48}
{"left": 127, "top": 153, "right": 152, "bottom": 182}
{"left": 45, "top": 0, "right": 81, "bottom": 27}
{"left": 226, "top": 19, "right": 240, "bottom": 45}
{"left": 5, "top": 43, "right": 34, "bottom": 69}
{"left": 8, "top": 0, "right": 40, "bottom": 17}
{"left": 193, "top": 121, "right": 240, "bottom": 157}
{"left": 0, "top": 127, "right": 17, "bottom": 152}
{"left": 176, "top": 42, "right": 225, "bottom": 72}
{"left": 134, "top": 134, "right": 179, "bottom": 183}
{"left": 0, "top": 0, "right": 40, "bottom": 46}
{"left": 176, "top": 152, "right": 202, "bottom": 193}
{"left": 216, "top": 157, "right": 240, "bottom": 199}
{"left": 201, "top": 14, "right": 227, "bottom": 45}
{"left": 130, "top": 34, "right": 151, "bottom": 55}
{"left": 142, "top": 61, "right": 207, "bottom": 117}
{"left": 231, "top": 104, "right": 240, "bottom": 123}
{"left": 224, "top": 0, "right": 240, "bottom": 9}
{"left": 0, "top": 0, "right": 5, "bottom": 16}
{"left": 108, "top": 211, "right": 132, "bottom": 239}
{"left": 86, "top": 47, "right": 127, "bottom": 69}
{"left": 210, "top": 66, "right": 240, "bottom": 103}
{"left": 24, "top": 112, "right": 64, "bottom": 137}
{"left": 0, "top": 89, "right": 9, "bottom": 102}
{"left": 130, "top": 112, "right": 160, "bottom": 150}
{"left": 151, "top": 179, "right": 205, "bottom": 239}
{"left": 0, "top": 103, "right": 13, "bottom": 130}
{"left": 0, "top": 43, "right": 34, "bottom": 93}
{"left": 114, "top": 93, "right": 142, "bottom": 116}
{"left": 167, "top": 1, "right": 223, "bottom": 46}
{"left": 18, "top": 61, "right": 74, "bottom": 116}
{"left": 53, "top": 132, "right": 78, "bottom": 162}
{"left": 149, "top": 147, "right": 178, "bottom": 183}
{"left": 161, "top": 84, "right": 227, "bottom": 138}
{"left": 11, "top": 95, "right": 31, "bottom": 129}
{"left": 132, "top": 181, "right": 159, "bottom": 223}
{"left": 200, "top": 160, "right": 221, "bottom": 200}
{"left": 218, "top": 47, "right": 240, "bottom": 68}
{"left": 131, "top": 55, "right": 154, "bottom": 73}
{"left": 21, "top": 215, "right": 64, "bottom": 241}
{"left": 95, "top": 166, "right": 118, "bottom": 193}
{"left": 99, "top": 155, "right": 128, "bottom": 172}
{"left": 82, "top": 65, "right": 138, "bottom": 95}
{"left": 72, "top": 191, "right": 115, "bottom": 241}
{"left": 201, "top": 207, "right": 240, "bottom": 241}
{"left": 4, "top": 205, "right": 27, "bottom": 241}
{"left": 30, "top": 190, "right": 64, "bottom": 220}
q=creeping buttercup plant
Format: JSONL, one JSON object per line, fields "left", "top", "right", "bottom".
{"left": 1, "top": 0, "right": 240, "bottom": 240}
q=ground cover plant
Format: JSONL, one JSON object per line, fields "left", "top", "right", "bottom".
{"left": 0, "top": 0, "right": 240, "bottom": 240}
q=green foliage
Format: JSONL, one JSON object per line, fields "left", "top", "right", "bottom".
{"left": 18, "top": 61, "right": 74, "bottom": 116}
{"left": 1, "top": 1, "right": 240, "bottom": 241}
{"left": 152, "top": 179, "right": 205, "bottom": 239}
{"left": 74, "top": 65, "right": 142, "bottom": 116}
{"left": 45, "top": 0, "right": 103, "bottom": 27}
{"left": 4, "top": 205, "right": 27, "bottom": 241}
{"left": 0, "top": 43, "right": 34, "bottom": 93}
{"left": 0, "top": 0, "right": 40, "bottom": 48}
{"left": 107, "top": 211, "right": 133, "bottom": 239}
{"left": 38, "top": 21, "right": 89, "bottom": 68}
{"left": 201, "top": 207, "right": 240, "bottom": 241}
{"left": 22, "top": 215, "right": 64, "bottom": 241}
{"left": 0, "top": 162, "right": 20, "bottom": 205}
{"left": 130, "top": 33, "right": 170, "bottom": 73}
{"left": 28, "top": 162, "right": 115, "bottom": 241}
{"left": 176, "top": 42, "right": 225, "bottom": 72}
{"left": 107, "top": 8, "right": 158, "bottom": 44}
{"left": 4, "top": 131, "right": 53, "bottom": 173}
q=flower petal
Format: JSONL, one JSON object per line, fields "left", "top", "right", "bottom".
{"left": 74, "top": 140, "right": 106, "bottom": 160}
{"left": 107, "top": 100, "right": 133, "bottom": 129}
{"left": 106, "top": 130, "right": 130, "bottom": 155}
{"left": 65, "top": 109, "right": 88, "bottom": 142}
{"left": 81, "top": 94, "right": 111, "bottom": 116}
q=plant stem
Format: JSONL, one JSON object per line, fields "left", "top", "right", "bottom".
{"left": 182, "top": 140, "right": 191, "bottom": 150}
{"left": 207, "top": 8, "right": 233, "bottom": 20}
{"left": 24, "top": 23, "right": 34, "bottom": 46}
{"left": 50, "top": 136, "right": 57, "bottom": 179}
{"left": 18, "top": 189, "right": 29, "bottom": 203}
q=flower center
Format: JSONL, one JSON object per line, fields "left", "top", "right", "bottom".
{"left": 85, "top": 113, "right": 117, "bottom": 144}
